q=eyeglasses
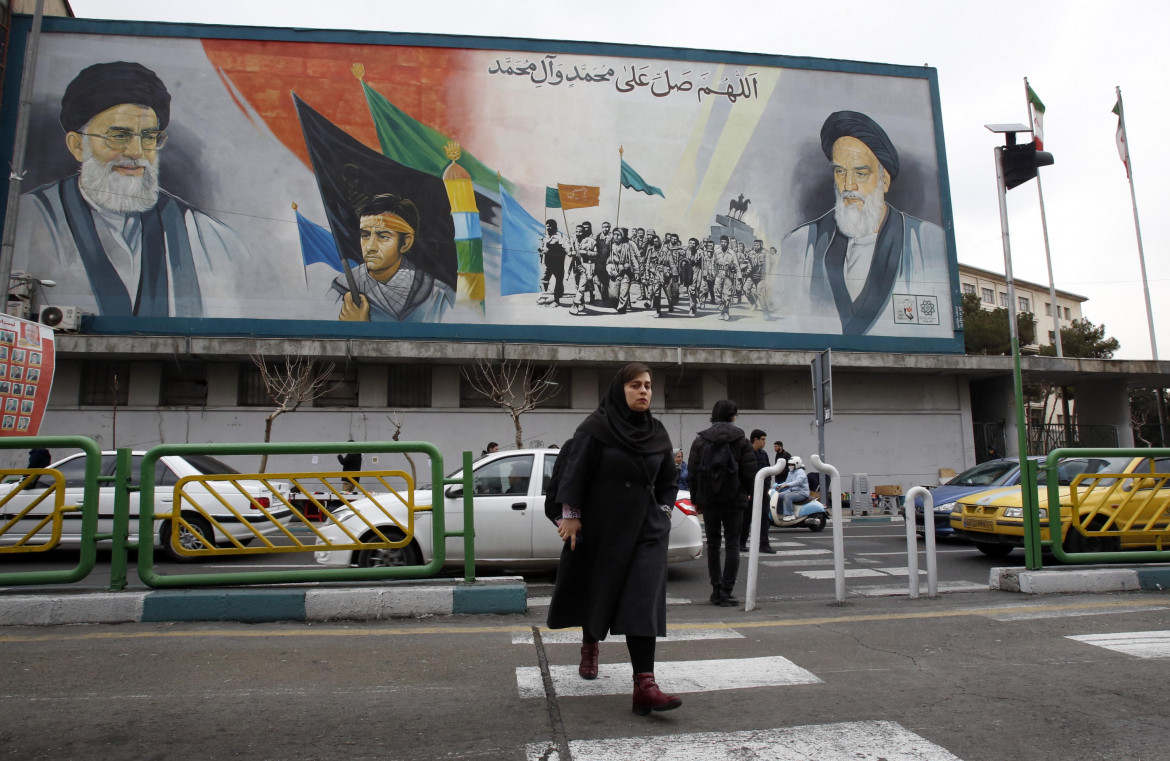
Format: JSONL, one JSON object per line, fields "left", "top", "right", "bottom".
{"left": 77, "top": 128, "right": 168, "bottom": 150}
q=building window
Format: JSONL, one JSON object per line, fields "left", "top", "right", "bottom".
{"left": 727, "top": 370, "right": 764, "bottom": 410}
{"left": 387, "top": 364, "right": 431, "bottom": 408}
{"left": 1048, "top": 330, "right": 1056, "bottom": 343}
{"left": 237, "top": 362, "right": 270, "bottom": 406}
{"left": 460, "top": 365, "right": 503, "bottom": 408}
{"left": 981, "top": 287, "right": 994, "bottom": 304}
{"left": 1019, "top": 296, "right": 1030, "bottom": 312}
{"left": 1064, "top": 306, "right": 1071, "bottom": 320}
{"left": 79, "top": 361, "right": 131, "bottom": 406}
{"left": 662, "top": 369, "right": 703, "bottom": 410}
{"left": 313, "top": 364, "right": 358, "bottom": 408}
{"left": 999, "top": 292, "right": 1008, "bottom": 308}
{"left": 1044, "top": 302, "right": 1051, "bottom": 316}
{"left": 161, "top": 361, "right": 207, "bottom": 406}
{"left": 962, "top": 283, "right": 976, "bottom": 295}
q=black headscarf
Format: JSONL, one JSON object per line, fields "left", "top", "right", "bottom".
{"left": 820, "top": 110, "right": 900, "bottom": 181}
{"left": 578, "top": 366, "right": 672, "bottom": 455}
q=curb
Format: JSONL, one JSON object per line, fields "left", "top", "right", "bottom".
{"left": 0, "top": 577, "right": 527, "bottom": 626}
{"left": 990, "top": 565, "right": 1170, "bottom": 594}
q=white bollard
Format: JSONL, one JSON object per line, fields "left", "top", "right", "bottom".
{"left": 745, "top": 461, "right": 788, "bottom": 612}
{"left": 904, "top": 486, "right": 938, "bottom": 598}
{"left": 810, "top": 455, "right": 845, "bottom": 604}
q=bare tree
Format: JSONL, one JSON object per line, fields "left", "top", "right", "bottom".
{"left": 461, "top": 358, "right": 560, "bottom": 449}
{"left": 251, "top": 353, "right": 338, "bottom": 472}
{"left": 385, "top": 410, "right": 418, "bottom": 487}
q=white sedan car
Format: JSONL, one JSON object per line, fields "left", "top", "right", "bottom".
{"left": 314, "top": 448, "right": 703, "bottom": 570}
{"left": 0, "top": 451, "right": 292, "bottom": 561}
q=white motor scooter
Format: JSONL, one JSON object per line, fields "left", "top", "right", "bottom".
{"left": 768, "top": 485, "right": 829, "bottom": 532}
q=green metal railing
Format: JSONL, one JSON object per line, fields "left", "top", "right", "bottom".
{"left": 0, "top": 438, "right": 476, "bottom": 590}
{"left": 1029, "top": 447, "right": 1170, "bottom": 569}
{"left": 0, "top": 435, "right": 102, "bottom": 586}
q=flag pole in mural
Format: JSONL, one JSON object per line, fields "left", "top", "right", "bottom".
{"left": 293, "top": 202, "right": 345, "bottom": 287}
{"left": 293, "top": 93, "right": 459, "bottom": 298}
{"left": 1023, "top": 78, "right": 1061, "bottom": 358}
{"left": 1113, "top": 87, "right": 1157, "bottom": 360}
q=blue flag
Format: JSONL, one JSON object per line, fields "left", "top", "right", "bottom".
{"left": 501, "top": 186, "right": 544, "bottom": 295}
{"left": 295, "top": 209, "right": 343, "bottom": 272}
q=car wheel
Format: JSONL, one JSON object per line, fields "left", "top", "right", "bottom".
{"left": 356, "top": 528, "right": 423, "bottom": 568}
{"left": 805, "top": 513, "right": 827, "bottom": 532}
{"left": 1063, "top": 518, "right": 1121, "bottom": 554}
{"left": 974, "top": 541, "right": 1013, "bottom": 557}
{"left": 161, "top": 514, "right": 214, "bottom": 562}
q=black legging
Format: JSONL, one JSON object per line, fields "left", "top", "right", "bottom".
{"left": 583, "top": 632, "right": 656, "bottom": 674}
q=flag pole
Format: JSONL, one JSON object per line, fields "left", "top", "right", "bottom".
{"left": 1025, "top": 78, "right": 1063, "bottom": 359}
{"left": 616, "top": 146, "right": 624, "bottom": 229}
{"left": 1116, "top": 87, "right": 1157, "bottom": 361}
{"left": 1116, "top": 86, "right": 1165, "bottom": 444}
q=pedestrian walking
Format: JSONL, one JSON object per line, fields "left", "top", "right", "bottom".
{"left": 687, "top": 399, "right": 758, "bottom": 607}
{"left": 547, "top": 362, "right": 683, "bottom": 715}
{"left": 744, "top": 429, "right": 776, "bottom": 553}
{"left": 337, "top": 439, "right": 362, "bottom": 484}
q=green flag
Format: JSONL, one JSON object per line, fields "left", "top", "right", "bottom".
{"left": 360, "top": 79, "right": 509, "bottom": 192}
{"left": 620, "top": 158, "right": 665, "bottom": 198}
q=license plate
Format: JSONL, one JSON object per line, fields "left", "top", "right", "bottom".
{"left": 964, "top": 517, "right": 995, "bottom": 531}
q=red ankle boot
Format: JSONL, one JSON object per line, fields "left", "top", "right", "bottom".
{"left": 579, "top": 641, "right": 599, "bottom": 680}
{"left": 632, "top": 672, "right": 682, "bottom": 715}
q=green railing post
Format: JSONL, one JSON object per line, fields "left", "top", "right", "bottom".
{"left": 461, "top": 451, "right": 475, "bottom": 583}
{"left": 107, "top": 447, "right": 133, "bottom": 590}
{"left": 0, "top": 435, "right": 102, "bottom": 586}
{"left": 1022, "top": 458, "right": 1043, "bottom": 570}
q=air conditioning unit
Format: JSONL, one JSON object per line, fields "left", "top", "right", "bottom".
{"left": 38, "top": 305, "right": 81, "bottom": 331}
{"left": 5, "top": 300, "right": 29, "bottom": 319}
{"left": 852, "top": 473, "right": 868, "bottom": 495}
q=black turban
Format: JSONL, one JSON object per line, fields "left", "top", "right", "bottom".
{"left": 820, "top": 110, "right": 899, "bottom": 181}
{"left": 59, "top": 61, "right": 171, "bottom": 133}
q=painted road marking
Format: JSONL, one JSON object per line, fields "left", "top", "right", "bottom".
{"left": 513, "top": 628, "right": 744, "bottom": 645}
{"left": 988, "top": 605, "right": 1166, "bottom": 622}
{"left": 775, "top": 548, "right": 833, "bottom": 556}
{"left": 516, "top": 655, "right": 821, "bottom": 699}
{"left": 1067, "top": 630, "right": 1170, "bottom": 658}
{"left": 854, "top": 582, "right": 988, "bottom": 597}
{"left": 525, "top": 720, "right": 963, "bottom": 760}
{"left": 762, "top": 558, "right": 840, "bottom": 567}
{"left": 528, "top": 595, "right": 691, "bottom": 607}
{"left": 797, "top": 567, "right": 926, "bottom": 580}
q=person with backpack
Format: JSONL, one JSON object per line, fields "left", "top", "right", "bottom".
{"left": 687, "top": 399, "right": 758, "bottom": 607}
{"left": 546, "top": 362, "right": 683, "bottom": 716}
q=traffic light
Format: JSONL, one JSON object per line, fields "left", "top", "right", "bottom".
{"left": 1000, "top": 141, "right": 1054, "bottom": 190}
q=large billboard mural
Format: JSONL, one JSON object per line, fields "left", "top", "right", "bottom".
{"left": 4, "top": 18, "right": 962, "bottom": 352}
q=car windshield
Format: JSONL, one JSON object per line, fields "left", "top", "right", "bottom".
{"left": 181, "top": 454, "right": 242, "bottom": 476}
{"left": 1038, "top": 456, "right": 1131, "bottom": 486}
{"left": 949, "top": 460, "right": 1018, "bottom": 487}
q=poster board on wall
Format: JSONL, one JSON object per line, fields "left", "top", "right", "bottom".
{"left": 3, "top": 17, "right": 962, "bottom": 353}
{"left": 0, "top": 316, "right": 54, "bottom": 437}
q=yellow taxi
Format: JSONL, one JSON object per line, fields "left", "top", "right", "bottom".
{"left": 949, "top": 455, "right": 1170, "bottom": 557}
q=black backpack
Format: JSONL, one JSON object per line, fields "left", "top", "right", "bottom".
{"left": 696, "top": 437, "right": 741, "bottom": 505}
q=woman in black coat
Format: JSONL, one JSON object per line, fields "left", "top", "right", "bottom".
{"left": 547, "top": 362, "right": 682, "bottom": 715}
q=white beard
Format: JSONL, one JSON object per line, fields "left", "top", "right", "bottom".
{"left": 834, "top": 184, "right": 886, "bottom": 239}
{"left": 78, "top": 140, "right": 160, "bottom": 214}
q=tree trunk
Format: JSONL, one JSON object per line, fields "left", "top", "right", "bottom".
{"left": 260, "top": 410, "right": 282, "bottom": 473}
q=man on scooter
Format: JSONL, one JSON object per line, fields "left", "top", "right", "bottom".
{"left": 772, "top": 456, "right": 810, "bottom": 521}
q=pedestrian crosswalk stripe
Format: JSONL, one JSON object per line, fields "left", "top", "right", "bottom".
{"left": 774, "top": 548, "right": 832, "bottom": 556}
{"left": 516, "top": 655, "right": 821, "bottom": 699}
{"left": 988, "top": 605, "right": 1165, "bottom": 622}
{"left": 762, "top": 558, "right": 838, "bottom": 567}
{"left": 1067, "top": 630, "right": 1170, "bottom": 658}
{"left": 524, "top": 720, "right": 963, "bottom": 760}
{"left": 513, "top": 628, "right": 744, "bottom": 645}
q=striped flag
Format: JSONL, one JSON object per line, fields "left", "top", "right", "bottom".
{"left": 1113, "top": 96, "right": 1130, "bottom": 178}
{"left": 1026, "top": 83, "right": 1045, "bottom": 150}
{"left": 442, "top": 142, "right": 485, "bottom": 309}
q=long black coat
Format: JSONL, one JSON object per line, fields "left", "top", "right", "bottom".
{"left": 546, "top": 429, "right": 678, "bottom": 640}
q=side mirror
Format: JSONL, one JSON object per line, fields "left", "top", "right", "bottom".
{"left": 445, "top": 485, "right": 463, "bottom": 499}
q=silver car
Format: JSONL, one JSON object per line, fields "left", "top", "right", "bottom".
{"left": 314, "top": 448, "right": 703, "bottom": 570}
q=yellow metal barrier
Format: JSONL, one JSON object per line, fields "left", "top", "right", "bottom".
{"left": 0, "top": 470, "right": 75, "bottom": 553}
{"left": 159, "top": 469, "right": 424, "bottom": 559}
{"left": 1068, "top": 471, "right": 1170, "bottom": 551}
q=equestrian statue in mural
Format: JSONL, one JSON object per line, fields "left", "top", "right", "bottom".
{"left": 727, "top": 194, "right": 751, "bottom": 221}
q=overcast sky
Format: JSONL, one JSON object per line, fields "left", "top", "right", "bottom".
{"left": 64, "top": 0, "right": 1168, "bottom": 359}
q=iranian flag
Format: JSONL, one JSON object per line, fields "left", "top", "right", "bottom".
{"left": 1113, "top": 96, "right": 1130, "bottom": 178}
{"left": 1026, "top": 83, "right": 1045, "bottom": 150}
